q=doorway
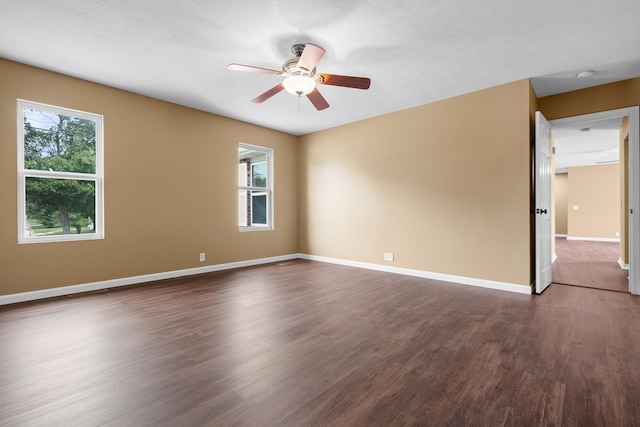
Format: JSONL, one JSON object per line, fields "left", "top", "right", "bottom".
{"left": 536, "top": 106, "right": 640, "bottom": 295}
{"left": 551, "top": 116, "right": 627, "bottom": 292}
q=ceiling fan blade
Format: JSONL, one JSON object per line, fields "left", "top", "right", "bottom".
{"left": 306, "top": 88, "right": 329, "bottom": 110}
{"left": 317, "top": 73, "right": 371, "bottom": 90}
{"left": 252, "top": 84, "right": 284, "bottom": 103}
{"left": 297, "top": 43, "right": 325, "bottom": 72}
{"left": 228, "top": 63, "right": 283, "bottom": 75}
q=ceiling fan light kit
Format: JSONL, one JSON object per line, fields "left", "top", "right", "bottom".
{"left": 283, "top": 75, "right": 316, "bottom": 95}
{"left": 227, "top": 42, "right": 371, "bottom": 111}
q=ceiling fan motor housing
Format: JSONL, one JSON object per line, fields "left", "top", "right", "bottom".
{"left": 283, "top": 57, "right": 316, "bottom": 78}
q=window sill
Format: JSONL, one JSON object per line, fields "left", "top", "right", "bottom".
{"left": 239, "top": 226, "right": 273, "bottom": 232}
{"left": 19, "top": 234, "right": 104, "bottom": 244}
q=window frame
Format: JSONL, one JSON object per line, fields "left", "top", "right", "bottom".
{"left": 238, "top": 143, "right": 273, "bottom": 232}
{"left": 17, "top": 99, "right": 104, "bottom": 244}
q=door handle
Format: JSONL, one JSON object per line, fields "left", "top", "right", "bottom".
{"left": 536, "top": 208, "right": 548, "bottom": 214}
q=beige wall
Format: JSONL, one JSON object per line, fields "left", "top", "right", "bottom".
{"left": 566, "top": 164, "right": 620, "bottom": 239}
{"left": 299, "top": 80, "right": 533, "bottom": 286}
{"left": 538, "top": 78, "right": 640, "bottom": 120}
{"left": 0, "top": 59, "right": 299, "bottom": 295}
{"left": 555, "top": 173, "right": 568, "bottom": 235}
{"left": 2, "top": 60, "right": 636, "bottom": 298}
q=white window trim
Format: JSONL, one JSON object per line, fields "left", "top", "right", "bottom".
{"left": 238, "top": 142, "right": 273, "bottom": 232}
{"left": 17, "top": 99, "right": 104, "bottom": 244}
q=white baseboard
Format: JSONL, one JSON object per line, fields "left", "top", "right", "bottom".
{"left": 0, "top": 254, "right": 299, "bottom": 306}
{"left": 1, "top": 253, "right": 534, "bottom": 306}
{"left": 555, "top": 234, "right": 568, "bottom": 238}
{"left": 619, "top": 258, "right": 630, "bottom": 270}
{"left": 567, "top": 236, "right": 620, "bottom": 243}
{"left": 298, "top": 254, "right": 532, "bottom": 295}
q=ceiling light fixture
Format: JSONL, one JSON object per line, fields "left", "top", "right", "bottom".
{"left": 576, "top": 70, "right": 595, "bottom": 79}
{"left": 283, "top": 75, "right": 316, "bottom": 96}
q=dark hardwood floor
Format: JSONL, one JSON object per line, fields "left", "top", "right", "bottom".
{"left": 2, "top": 260, "right": 640, "bottom": 426}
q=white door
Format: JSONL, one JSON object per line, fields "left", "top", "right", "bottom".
{"left": 535, "top": 111, "right": 553, "bottom": 294}
{"left": 628, "top": 108, "right": 640, "bottom": 295}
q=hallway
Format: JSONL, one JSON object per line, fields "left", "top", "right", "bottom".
{"left": 552, "top": 237, "right": 628, "bottom": 292}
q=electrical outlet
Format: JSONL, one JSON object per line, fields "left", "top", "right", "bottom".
{"left": 384, "top": 252, "right": 394, "bottom": 262}
{"left": 199, "top": 252, "right": 205, "bottom": 262}
{"left": 616, "top": 231, "right": 620, "bottom": 237}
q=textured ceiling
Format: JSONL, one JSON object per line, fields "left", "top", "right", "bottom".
{"left": 554, "top": 117, "right": 622, "bottom": 170}
{"left": 0, "top": 0, "right": 639, "bottom": 136}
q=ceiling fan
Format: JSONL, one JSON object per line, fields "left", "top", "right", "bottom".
{"left": 227, "top": 43, "right": 371, "bottom": 110}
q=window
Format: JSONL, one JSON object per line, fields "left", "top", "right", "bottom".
{"left": 17, "top": 100, "right": 104, "bottom": 243}
{"left": 238, "top": 143, "right": 273, "bottom": 230}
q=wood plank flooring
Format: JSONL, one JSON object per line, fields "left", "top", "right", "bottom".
{"left": 2, "top": 260, "right": 640, "bottom": 426}
{"left": 553, "top": 237, "right": 628, "bottom": 292}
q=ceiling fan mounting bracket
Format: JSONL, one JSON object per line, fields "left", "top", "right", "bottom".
{"left": 291, "top": 44, "right": 306, "bottom": 58}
